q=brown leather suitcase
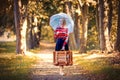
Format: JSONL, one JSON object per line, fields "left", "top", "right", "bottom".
{"left": 53, "top": 51, "right": 73, "bottom": 66}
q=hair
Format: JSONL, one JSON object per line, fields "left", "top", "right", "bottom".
{"left": 62, "top": 18, "right": 66, "bottom": 26}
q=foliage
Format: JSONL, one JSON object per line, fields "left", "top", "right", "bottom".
{"left": 0, "top": 0, "right": 14, "bottom": 35}
{"left": 87, "top": 5, "right": 99, "bottom": 50}
{"left": 27, "top": 0, "right": 64, "bottom": 25}
{"left": 87, "top": 25, "right": 99, "bottom": 50}
{"left": 41, "top": 26, "right": 54, "bottom": 42}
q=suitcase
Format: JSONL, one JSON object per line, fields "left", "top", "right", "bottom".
{"left": 53, "top": 51, "right": 73, "bottom": 66}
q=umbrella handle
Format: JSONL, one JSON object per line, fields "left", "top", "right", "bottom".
{"left": 61, "top": 37, "right": 68, "bottom": 50}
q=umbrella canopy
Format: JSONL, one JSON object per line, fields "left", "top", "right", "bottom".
{"left": 49, "top": 13, "right": 74, "bottom": 33}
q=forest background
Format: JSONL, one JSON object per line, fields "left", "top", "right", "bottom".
{"left": 0, "top": 0, "right": 120, "bottom": 80}
{"left": 0, "top": 0, "right": 120, "bottom": 54}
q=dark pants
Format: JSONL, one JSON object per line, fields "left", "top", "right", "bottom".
{"left": 55, "top": 38, "right": 69, "bottom": 51}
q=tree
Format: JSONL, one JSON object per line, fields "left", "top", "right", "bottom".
{"left": 108, "top": 0, "right": 113, "bottom": 34}
{"left": 14, "top": 0, "right": 28, "bottom": 54}
{"left": 79, "top": 2, "right": 89, "bottom": 53}
{"left": 76, "top": 0, "right": 89, "bottom": 53}
{"left": 74, "top": 3, "right": 81, "bottom": 49}
{"left": 0, "top": 0, "right": 14, "bottom": 35}
{"left": 76, "top": 0, "right": 97, "bottom": 53}
{"left": 114, "top": 0, "right": 120, "bottom": 52}
{"left": 97, "top": 0, "right": 106, "bottom": 51}
{"left": 103, "top": 0, "right": 113, "bottom": 52}
{"left": 96, "top": 0, "right": 113, "bottom": 52}
{"left": 26, "top": 1, "right": 40, "bottom": 49}
{"left": 14, "top": 0, "right": 21, "bottom": 54}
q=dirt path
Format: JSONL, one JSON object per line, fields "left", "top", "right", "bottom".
{"left": 29, "top": 42, "right": 91, "bottom": 80}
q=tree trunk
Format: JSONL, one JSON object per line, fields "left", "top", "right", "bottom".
{"left": 98, "top": 0, "right": 106, "bottom": 51}
{"left": 108, "top": 0, "right": 113, "bottom": 35}
{"left": 96, "top": 1, "right": 100, "bottom": 48}
{"left": 14, "top": 0, "right": 28, "bottom": 54}
{"left": 32, "top": 16, "right": 39, "bottom": 48}
{"left": 26, "top": 14, "right": 33, "bottom": 49}
{"left": 74, "top": 4, "right": 81, "bottom": 49}
{"left": 114, "top": 0, "right": 120, "bottom": 52}
{"left": 27, "top": 10, "right": 41, "bottom": 49}
{"left": 79, "top": 3, "right": 88, "bottom": 53}
{"left": 104, "top": 0, "right": 113, "bottom": 52}
{"left": 14, "top": 0, "right": 21, "bottom": 54}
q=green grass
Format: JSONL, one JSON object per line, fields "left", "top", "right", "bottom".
{"left": 75, "top": 54, "right": 120, "bottom": 80}
{"left": 0, "top": 42, "right": 37, "bottom": 80}
{"left": 0, "top": 42, "right": 16, "bottom": 53}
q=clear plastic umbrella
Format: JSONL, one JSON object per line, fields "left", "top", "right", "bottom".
{"left": 49, "top": 13, "right": 74, "bottom": 33}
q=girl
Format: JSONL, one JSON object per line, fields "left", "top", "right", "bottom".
{"left": 54, "top": 18, "right": 69, "bottom": 75}
{"left": 54, "top": 18, "right": 69, "bottom": 51}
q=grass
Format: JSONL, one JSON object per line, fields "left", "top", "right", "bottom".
{"left": 0, "top": 42, "right": 16, "bottom": 53}
{"left": 74, "top": 53, "right": 120, "bottom": 80}
{"left": 0, "top": 42, "right": 37, "bottom": 80}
